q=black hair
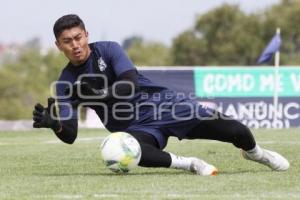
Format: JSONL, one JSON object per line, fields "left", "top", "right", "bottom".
{"left": 53, "top": 14, "right": 86, "bottom": 39}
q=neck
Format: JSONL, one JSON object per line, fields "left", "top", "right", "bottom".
{"left": 72, "top": 47, "right": 91, "bottom": 66}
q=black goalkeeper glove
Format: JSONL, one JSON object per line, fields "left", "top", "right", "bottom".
{"left": 64, "top": 81, "right": 108, "bottom": 107}
{"left": 32, "top": 98, "right": 61, "bottom": 132}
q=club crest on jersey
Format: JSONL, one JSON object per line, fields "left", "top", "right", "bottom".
{"left": 98, "top": 57, "right": 107, "bottom": 71}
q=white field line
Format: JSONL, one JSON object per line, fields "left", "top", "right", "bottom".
{"left": 93, "top": 194, "right": 119, "bottom": 198}
{"left": 197, "top": 140, "right": 300, "bottom": 145}
{"left": 33, "top": 194, "right": 119, "bottom": 199}
{"left": 0, "top": 137, "right": 105, "bottom": 145}
{"left": 165, "top": 193, "right": 300, "bottom": 199}
{"left": 32, "top": 192, "right": 300, "bottom": 199}
{"left": 177, "top": 140, "right": 300, "bottom": 145}
{"left": 44, "top": 137, "right": 105, "bottom": 144}
{"left": 1, "top": 138, "right": 300, "bottom": 145}
{"left": 33, "top": 194, "right": 83, "bottom": 199}
{"left": 44, "top": 138, "right": 300, "bottom": 145}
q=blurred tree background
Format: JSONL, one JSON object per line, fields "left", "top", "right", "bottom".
{"left": 127, "top": 0, "right": 300, "bottom": 66}
{"left": 0, "top": 0, "right": 300, "bottom": 119}
{"left": 0, "top": 38, "right": 67, "bottom": 119}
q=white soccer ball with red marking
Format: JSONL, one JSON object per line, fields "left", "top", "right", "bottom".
{"left": 100, "top": 132, "right": 141, "bottom": 173}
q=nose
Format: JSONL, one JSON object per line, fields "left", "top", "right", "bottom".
{"left": 71, "top": 40, "right": 80, "bottom": 50}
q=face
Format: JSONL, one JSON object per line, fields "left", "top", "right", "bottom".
{"left": 55, "top": 27, "right": 91, "bottom": 65}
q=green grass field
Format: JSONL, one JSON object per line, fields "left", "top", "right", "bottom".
{"left": 0, "top": 128, "right": 299, "bottom": 200}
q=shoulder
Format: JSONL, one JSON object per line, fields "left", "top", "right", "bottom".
{"left": 92, "top": 41, "right": 121, "bottom": 50}
{"left": 91, "top": 41, "right": 123, "bottom": 57}
{"left": 57, "top": 63, "right": 76, "bottom": 82}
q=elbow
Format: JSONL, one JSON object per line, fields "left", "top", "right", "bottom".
{"left": 63, "top": 135, "right": 77, "bottom": 144}
{"left": 56, "top": 131, "right": 77, "bottom": 144}
{"left": 57, "top": 119, "right": 78, "bottom": 144}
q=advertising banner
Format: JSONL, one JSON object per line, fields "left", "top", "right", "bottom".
{"left": 194, "top": 67, "right": 300, "bottom": 97}
{"left": 140, "top": 67, "right": 300, "bottom": 128}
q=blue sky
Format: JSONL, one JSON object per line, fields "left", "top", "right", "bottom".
{"left": 1, "top": 0, "right": 280, "bottom": 48}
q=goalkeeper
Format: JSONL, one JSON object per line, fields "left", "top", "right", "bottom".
{"left": 32, "top": 14, "right": 289, "bottom": 175}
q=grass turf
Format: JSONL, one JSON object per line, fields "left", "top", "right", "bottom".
{"left": 0, "top": 128, "right": 299, "bottom": 200}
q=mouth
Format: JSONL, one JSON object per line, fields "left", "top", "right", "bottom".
{"left": 73, "top": 50, "right": 82, "bottom": 58}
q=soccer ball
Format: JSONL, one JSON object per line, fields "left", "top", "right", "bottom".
{"left": 100, "top": 132, "right": 141, "bottom": 173}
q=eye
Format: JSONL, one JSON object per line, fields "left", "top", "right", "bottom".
{"left": 62, "top": 39, "right": 71, "bottom": 44}
{"left": 75, "top": 35, "right": 82, "bottom": 41}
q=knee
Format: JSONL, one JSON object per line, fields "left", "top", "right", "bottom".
{"left": 236, "top": 123, "right": 252, "bottom": 139}
{"left": 231, "top": 121, "right": 256, "bottom": 149}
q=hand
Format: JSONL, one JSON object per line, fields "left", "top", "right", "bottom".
{"left": 32, "top": 98, "right": 61, "bottom": 132}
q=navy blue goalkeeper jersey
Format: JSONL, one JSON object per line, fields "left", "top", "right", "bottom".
{"left": 56, "top": 41, "right": 214, "bottom": 149}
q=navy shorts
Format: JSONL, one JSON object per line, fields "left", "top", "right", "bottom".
{"left": 125, "top": 101, "right": 217, "bottom": 149}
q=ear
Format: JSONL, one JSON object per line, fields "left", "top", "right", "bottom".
{"left": 55, "top": 40, "right": 63, "bottom": 51}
